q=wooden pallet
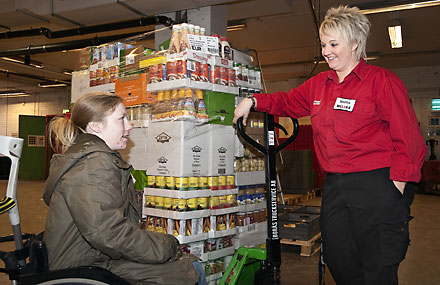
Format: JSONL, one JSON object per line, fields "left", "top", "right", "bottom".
{"left": 280, "top": 232, "right": 321, "bottom": 257}
{"left": 281, "top": 194, "right": 303, "bottom": 205}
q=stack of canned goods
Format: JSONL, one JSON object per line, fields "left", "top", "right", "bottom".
{"left": 145, "top": 195, "right": 209, "bottom": 211}
{"left": 237, "top": 185, "right": 265, "bottom": 205}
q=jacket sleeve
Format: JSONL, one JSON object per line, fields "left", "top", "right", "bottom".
{"left": 253, "top": 79, "right": 313, "bottom": 119}
{"left": 376, "top": 71, "right": 427, "bottom": 182}
{"left": 61, "top": 152, "right": 176, "bottom": 264}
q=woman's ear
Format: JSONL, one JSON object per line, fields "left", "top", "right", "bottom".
{"left": 351, "top": 41, "right": 359, "bottom": 52}
{"left": 86, "top": 121, "right": 102, "bottom": 134}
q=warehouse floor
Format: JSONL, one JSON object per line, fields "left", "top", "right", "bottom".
{"left": 1, "top": 180, "right": 439, "bottom": 284}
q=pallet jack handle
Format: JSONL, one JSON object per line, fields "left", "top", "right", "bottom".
{"left": 236, "top": 117, "right": 298, "bottom": 155}
{"left": 236, "top": 114, "right": 299, "bottom": 284}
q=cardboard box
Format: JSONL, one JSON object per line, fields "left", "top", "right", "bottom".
{"left": 118, "top": 128, "right": 148, "bottom": 170}
{"left": 207, "top": 125, "right": 235, "bottom": 176}
{"left": 146, "top": 121, "right": 209, "bottom": 177}
{"left": 204, "top": 91, "right": 235, "bottom": 126}
{"left": 115, "top": 73, "right": 155, "bottom": 106}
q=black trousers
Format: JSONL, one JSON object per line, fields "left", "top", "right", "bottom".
{"left": 321, "top": 168, "right": 413, "bottom": 285}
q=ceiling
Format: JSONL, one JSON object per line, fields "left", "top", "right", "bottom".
{"left": 0, "top": 0, "right": 439, "bottom": 95}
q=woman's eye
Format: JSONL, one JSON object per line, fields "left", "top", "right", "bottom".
{"left": 331, "top": 43, "right": 338, "bottom": 47}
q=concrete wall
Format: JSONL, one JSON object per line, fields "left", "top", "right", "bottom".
{"left": 0, "top": 90, "right": 70, "bottom": 137}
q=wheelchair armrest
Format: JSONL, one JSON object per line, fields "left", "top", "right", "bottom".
{"left": 18, "top": 266, "right": 132, "bottom": 285}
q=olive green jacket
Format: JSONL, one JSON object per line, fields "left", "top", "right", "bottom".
{"left": 43, "top": 133, "right": 198, "bottom": 284}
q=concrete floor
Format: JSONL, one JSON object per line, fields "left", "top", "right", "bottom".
{"left": 1, "top": 180, "right": 439, "bottom": 284}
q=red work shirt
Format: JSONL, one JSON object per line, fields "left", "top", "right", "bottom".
{"left": 254, "top": 59, "right": 426, "bottom": 182}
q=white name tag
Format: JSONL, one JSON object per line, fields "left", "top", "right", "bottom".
{"left": 334, "top": 97, "right": 356, "bottom": 112}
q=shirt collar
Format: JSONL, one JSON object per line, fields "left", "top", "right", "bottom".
{"left": 326, "top": 58, "right": 366, "bottom": 83}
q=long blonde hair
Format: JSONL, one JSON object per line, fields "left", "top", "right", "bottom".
{"left": 320, "top": 5, "right": 370, "bottom": 60}
{"left": 48, "top": 92, "right": 123, "bottom": 153}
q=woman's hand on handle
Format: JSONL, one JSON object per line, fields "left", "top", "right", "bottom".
{"left": 233, "top": 98, "right": 254, "bottom": 126}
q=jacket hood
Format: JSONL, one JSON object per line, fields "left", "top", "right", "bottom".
{"left": 43, "top": 133, "right": 130, "bottom": 205}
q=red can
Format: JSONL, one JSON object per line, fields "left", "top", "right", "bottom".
{"left": 211, "top": 65, "right": 221, "bottom": 85}
{"left": 167, "top": 61, "right": 178, "bottom": 80}
{"left": 219, "top": 67, "right": 228, "bottom": 86}
{"left": 228, "top": 68, "right": 236, "bottom": 87}
{"left": 177, "top": 60, "right": 187, "bottom": 79}
{"left": 149, "top": 64, "right": 163, "bottom": 83}
{"left": 200, "top": 63, "right": 210, "bottom": 82}
{"left": 189, "top": 61, "right": 200, "bottom": 81}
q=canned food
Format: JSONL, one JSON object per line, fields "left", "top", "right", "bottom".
{"left": 176, "top": 198, "right": 188, "bottom": 212}
{"left": 188, "top": 176, "right": 199, "bottom": 190}
{"left": 177, "top": 59, "right": 187, "bottom": 79}
{"left": 209, "top": 196, "right": 220, "bottom": 209}
{"left": 149, "top": 64, "right": 163, "bottom": 83}
{"left": 228, "top": 68, "right": 236, "bottom": 87}
{"left": 156, "top": 176, "right": 165, "bottom": 189}
{"left": 211, "top": 65, "right": 220, "bottom": 84}
{"left": 200, "top": 63, "right": 210, "bottom": 82}
{"left": 145, "top": 195, "right": 155, "bottom": 208}
{"left": 165, "top": 176, "right": 175, "bottom": 189}
{"left": 154, "top": 196, "right": 164, "bottom": 209}
{"left": 197, "top": 196, "right": 208, "bottom": 210}
{"left": 226, "top": 194, "right": 237, "bottom": 207}
{"left": 167, "top": 61, "right": 178, "bottom": 80}
{"left": 187, "top": 197, "right": 198, "bottom": 211}
{"left": 218, "top": 176, "right": 226, "bottom": 190}
{"left": 199, "top": 176, "right": 208, "bottom": 189}
{"left": 226, "top": 175, "right": 235, "bottom": 189}
{"left": 208, "top": 176, "right": 218, "bottom": 190}
{"left": 164, "top": 197, "right": 173, "bottom": 210}
{"left": 176, "top": 177, "right": 189, "bottom": 190}
{"left": 219, "top": 195, "right": 227, "bottom": 209}
{"left": 219, "top": 67, "right": 228, "bottom": 85}
{"left": 147, "top": 175, "right": 156, "bottom": 188}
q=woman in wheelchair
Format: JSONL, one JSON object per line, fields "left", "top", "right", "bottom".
{"left": 43, "top": 92, "right": 206, "bottom": 284}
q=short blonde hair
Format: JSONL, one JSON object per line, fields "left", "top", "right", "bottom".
{"left": 48, "top": 92, "right": 123, "bottom": 153}
{"left": 319, "top": 5, "right": 370, "bottom": 60}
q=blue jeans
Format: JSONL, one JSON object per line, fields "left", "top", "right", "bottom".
{"left": 193, "top": 261, "right": 207, "bottom": 285}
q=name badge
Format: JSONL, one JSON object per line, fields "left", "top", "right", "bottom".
{"left": 334, "top": 97, "right": 356, "bottom": 112}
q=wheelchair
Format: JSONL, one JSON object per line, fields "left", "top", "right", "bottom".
{"left": 0, "top": 135, "right": 131, "bottom": 285}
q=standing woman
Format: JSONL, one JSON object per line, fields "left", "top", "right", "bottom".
{"left": 44, "top": 92, "right": 205, "bottom": 284}
{"left": 233, "top": 6, "right": 426, "bottom": 285}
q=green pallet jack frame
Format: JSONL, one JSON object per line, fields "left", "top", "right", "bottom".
{"left": 220, "top": 114, "right": 299, "bottom": 284}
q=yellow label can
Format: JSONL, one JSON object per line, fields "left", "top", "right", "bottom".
{"left": 187, "top": 197, "right": 198, "bottom": 210}
{"left": 154, "top": 196, "right": 164, "bottom": 209}
{"left": 163, "top": 197, "right": 173, "bottom": 210}
{"left": 147, "top": 175, "right": 156, "bottom": 188}
{"left": 165, "top": 176, "right": 176, "bottom": 189}
{"left": 145, "top": 195, "right": 155, "bottom": 207}
{"left": 188, "top": 177, "right": 199, "bottom": 190}
{"left": 176, "top": 177, "right": 189, "bottom": 190}
{"left": 199, "top": 176, "right": 208, "bottom": 189}
{"left": 208, "top": 176, "right": 218, "bottom": 190}
{"left": 197, "top": 196, "right": 208, "bottom": 210}
{"left": 156, "top": 176, "right": 165, "bottom": 189}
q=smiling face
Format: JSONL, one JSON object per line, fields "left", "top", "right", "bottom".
{"left": 320, "top": 31, "right": 359, "bottom": 82}
{"left": 92, "top": 103, "right": 133, "bottom": 150}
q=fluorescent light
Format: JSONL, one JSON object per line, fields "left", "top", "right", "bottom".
{"left": 0, "top": 90, "right": 30, "bottom": 98}
{"left": 388, "top": 23, "right": 403, "bottom": 48}
{"left": 227, "top": 24, "right": 247, "bottom": 32}
{"left": 38, "top": 82, "right": 68, "bottom": 88}
{"left": 227, "top": 19, "right": 247, "bottom": 32}
{"left": 361, "top": 0, "right": 440, "bottom": 14}
{"left": 0, "top": 56, "right": 44, "bottom": 69}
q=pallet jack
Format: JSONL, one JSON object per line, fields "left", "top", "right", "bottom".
{"left": 220, "top": 114, "right": 298, "bottom": 284}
